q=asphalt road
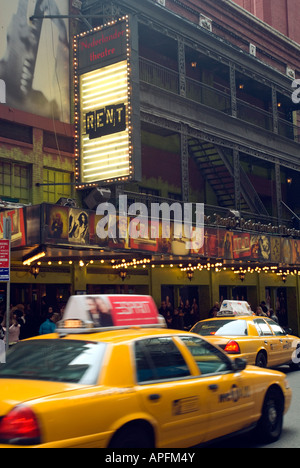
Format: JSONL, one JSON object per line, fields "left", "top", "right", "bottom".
{"left": 206, "top": 366, "right": 300, "bottom": 448}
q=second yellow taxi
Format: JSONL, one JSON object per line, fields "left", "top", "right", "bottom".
{"left": 191, "top": 300, "right": 300, "bottom": 370}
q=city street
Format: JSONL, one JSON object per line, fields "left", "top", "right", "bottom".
{"left": 207, "top": 366, "right": 300, "bottom": 448}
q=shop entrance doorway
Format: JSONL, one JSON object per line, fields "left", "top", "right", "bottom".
{"left": 160, "top": 285, "right": 209, "bottom": 322}
{"left": 219, "top": 286, "right": 258, "bottom": 311}
{"left": 266, "top": 286, "right": 298, "bottom": 334}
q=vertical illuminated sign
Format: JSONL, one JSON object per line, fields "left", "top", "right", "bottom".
{"left": 74, "top": 16, "right": 141, "bottom": 187}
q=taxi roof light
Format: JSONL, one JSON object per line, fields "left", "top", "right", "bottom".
{"left": 217, "top": 300, "right": 253, "bottom": 317}
{"left": 56, "top": 295, "right": 166, "bottom": 335}
{"left": 61, "top": 319, "right": 92, "bottom": 329}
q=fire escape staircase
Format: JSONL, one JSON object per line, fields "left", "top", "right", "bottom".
{"left": 188, "top": 139, "right": 269, "bottom": 216}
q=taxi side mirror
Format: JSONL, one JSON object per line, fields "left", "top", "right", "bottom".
{"left": 233, "top": 357, "right": 247, "bottom": 372}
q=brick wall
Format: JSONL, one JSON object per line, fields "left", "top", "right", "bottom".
{"left": 232, "top": 0, "right": 300, "bottom": 44}
{"left": 164, "top": 0, "right": 300, "bottom": 76}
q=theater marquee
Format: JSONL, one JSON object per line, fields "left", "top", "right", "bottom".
{"left": 74, "top": 16, "right": 141, "bottom": 187}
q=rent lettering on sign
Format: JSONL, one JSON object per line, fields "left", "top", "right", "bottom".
{"left": 74, "top": 16, "right": 141, "bottom": 187}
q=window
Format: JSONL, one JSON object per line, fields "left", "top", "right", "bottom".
{"left": 43, "top": 169, "right": 73, "bottom": 204}
{"left": 43, "top": 131, "right": 74, "bottom": 154}
{"left": 0, "top": 340, "right": 107, "bottom": 385}
{"left": 168, "top": 192, "right": 182, "bottom": 201}
{"left": 254, "top": 319, "right": 273, "bottom": 336}
{"left": 180, "top": 336, "right": 232, "bottom": 375}
{"left": 192, "top": 319, "right": 248, "bottom": 337}
{"left": 0, "top": 120, "right": 32, "bottom": 144}
{"left": 0, "top": 160, "right": 30, "bottom": 203}
{"left": 266, "top": 319, "right": 286, "bottom": 336}
{"left": 135, "top": 337, "right": 190, "bottom": 383}
{"left": 139, "top": 187, "right": 160, "bottom": 197}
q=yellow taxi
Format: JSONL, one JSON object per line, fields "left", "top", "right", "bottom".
{"left": 191, "top": 300, "right": 300, "bottom": 370}
{"left": 0, "top": 295, "right": 292, "bottom": 448}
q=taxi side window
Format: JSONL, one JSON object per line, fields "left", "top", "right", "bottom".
{"left": 180, "top": 336, "right": 232, "bottom": 375}
{"left": 266, "top": 319, "right": 286, "bottom": 336}
{"left": 253, "top": 319, "right": 273, "bottom": 336}
{"left": 135, "top": 337, "right": 191, "bottom": 384}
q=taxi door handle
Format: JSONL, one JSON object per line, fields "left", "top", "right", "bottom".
{"left": 209, "top": 384, "right": 219, "bottom": 391}
{"left": 149, "top": 394, "right": 161, "bottom": 401}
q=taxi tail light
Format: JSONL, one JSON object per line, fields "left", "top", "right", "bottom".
{"left": 224, "top": 340, "right": 241, "bottom": 354}
{"left": 0, "top": 406, "right": 41, "bottom": 445}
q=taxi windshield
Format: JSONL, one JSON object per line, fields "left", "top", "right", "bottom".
{"left": 0, "top": 340, "right": 106, "bottom": 385}
{"left": 193, "top": 319, "right": 248, "bottom": 337}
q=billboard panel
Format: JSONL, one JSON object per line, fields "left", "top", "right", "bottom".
{"left": 0, "top": 0, "right": 70, "bottom": 122}
{"left": 74, "top": 16, "right": 141, "bottom": 187}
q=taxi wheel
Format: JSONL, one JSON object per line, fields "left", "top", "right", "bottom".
{"left": 255, "top": 351, "right": 267, "bottom": 368}
{"left": 256, "top": 388, "right": 284, "bottom": 443}
{"left": 108, "top": 422, "right": 155, "bottom": 448}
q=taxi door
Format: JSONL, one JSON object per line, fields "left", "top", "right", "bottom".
{"left": 202, "top": 369, "right": 255, "bottom": 442}
{"left": 254, "top": 318, "right": 282, "bottom": 366}
{"left": 134, "top": 336, "right": 210, "bottom": 448}
{"left": 266, "top": 319, "right": 294, "bottom": 365}
{"left": 179, "top": 335, "right": 255, "bottom": 443}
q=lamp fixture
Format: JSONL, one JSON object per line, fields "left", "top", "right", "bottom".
{"left": 239, "top": 271, "right": 246, "bottom": 282}
{"left": 282, "top": 273, "right": 287, "bottom": 283}
{"left": 119, "top": 270, "right": 127, "bottom": 281}
{"left": 30, "top": 265, "right": 40, "bottom": 279}
{"left": 186, "top": 270, "right": 194, "bottom": 281}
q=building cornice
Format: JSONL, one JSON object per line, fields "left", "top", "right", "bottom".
{"left": 107, "top": 0, "right": 295, "bottom": 91}
{"left": 222, "top": 0, "right": 300, "bottom": 52}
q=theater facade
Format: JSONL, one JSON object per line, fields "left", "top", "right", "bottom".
{"left": 1, "top": 0, "right": 300, "bottom": 333}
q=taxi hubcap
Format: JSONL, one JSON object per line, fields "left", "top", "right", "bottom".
{"left": 268, "top": 404, "right": 277, "bottom": 425}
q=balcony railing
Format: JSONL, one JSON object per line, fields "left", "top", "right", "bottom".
{"left": 114, "top": 190, "right": 293, "bottom": 230}
{"left": 139, "top": 57, "right": 300, "bottom": 143}
{"left": 186, "top": 77, "right": 232, "bottom": 114}
{"left": 139, "top": 57, "right": 179, "bottom": 94}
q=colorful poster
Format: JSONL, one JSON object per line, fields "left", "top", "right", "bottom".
{"left": 68, "top": 209, "right": 89, "bottom": 245}
{"left": 292, "top": 239, "right": 300, "bottom": 264}
{"left": 0, "top": 208, "right": 26, "bottom": 247}
{"left": 232, "top": 233, "right": 251, "bottom": 259}
{"left": 129, "top": 218, "right": 159, "bottom": 252}
{"left": 218, "top": 231, "right": 233, "bottom": 260}
{"left": 205, "top": 228, "right": 218, "bottom": 257}
{"left": 250, "top": 235, "right": 271, "bottom": 261}
{"left": 44, "top": 205, "right": 69, "bottom": 243}
{"left": 281, "top": 238, "right": 293, "bottom": 264}
{"left": 270, "top": 237, "right": 281, "bottom": 263}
